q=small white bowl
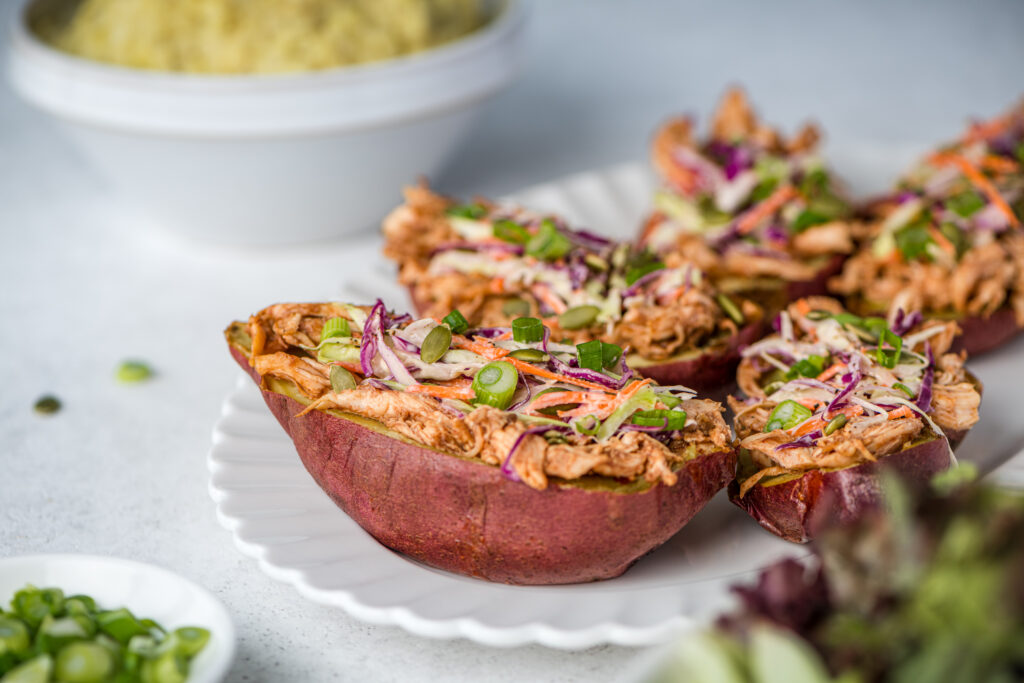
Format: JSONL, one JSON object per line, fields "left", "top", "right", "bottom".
{"left": 6, "top": 0, "right": 526, "bottom": 245}
{"left": 0, "top": 554, "right": 236, "bottom": 682}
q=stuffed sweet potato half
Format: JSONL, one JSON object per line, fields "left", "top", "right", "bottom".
{"left": 639, "top": 88, "right": 856, "bottom": 312}
{"left": 727, "top": 297, "right": 982, "bottom": 543}
{"left": 829, "top": 100, "right": 1024, "bottom": 355}
{"left": 382, "top": 186, "right": 764, "bottom": 392}
{"left": 226, "top": 301, "right": 737, "bottom": 584}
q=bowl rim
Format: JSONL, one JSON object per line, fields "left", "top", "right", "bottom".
{"left": 10, "top": 0, "right": 523, "bottom": 91}
{"left": 6, "top": 0, "right": 527, "bottom": 136}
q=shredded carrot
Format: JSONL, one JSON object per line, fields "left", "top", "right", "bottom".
{"left": 532, "top": 284, "right": 568, "bottom": 315}
{"left": 639, "top": 211, "right": 667, "bottom": 246}
{"left": 928, "top": 225, "right": 956, "bottom": 256}
{"left": 963, "top": 114, "right": 1014, "bottom": 145}
{"left": 506, "top": 357, "right": 609, "bottom": 392}
{"left": 816, "top": 363, "right": 848, "bottom": 383}
{"left": 529, "top": 390, "right": 599, "bottom": 411}
{"left": 794, "top": 298, "right": 812, "bottom": 317}
{"left": 452, "top": 335, "right": 510, "bottom": 361}
{"left": 495, "top": 331, "right": 513, "bottom": 341}
{"left": 930, "top": 152, "right": 1020, "bottom": 228}
{"left": 794, "top": 418, "right": 826, "bottom": 437}
{"left": 328, "top": 360, "right": 364, "bottom": 375}
{"left": 490, "top": 277, "right": 505, "bottom": 294}
{"left": 981, "top": 155, "right": 1019, "bottom": 175}
{"left": 737, "top": 185, "right": 799, "bottom": 235}
{"left": 887, "top": 405, "right": 916, "bottom": 421}
{"left": 407, "top": 383, "right": 476, "bottom": 401}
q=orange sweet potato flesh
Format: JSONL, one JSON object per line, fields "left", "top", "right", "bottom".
{"left": 227, "top": 341, "right": 737, "bottom": 585}
{"left": 728, "top": 435, "right": 952, "bottom": 544}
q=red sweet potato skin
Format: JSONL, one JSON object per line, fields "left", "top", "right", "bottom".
{"left": 951, "top": 306, "right": 1023, "bottom": 356}
{"left": 786, "top": 253, "right": 847, "bottom": 302}
{"left": 635, "top": 320, "right": 765, "bottom": 392}
{"left": 229, "top": 345, "right": 737, "bottom": 585}
{"left": 728, "top": 436, "right": 952, "bottom": 544}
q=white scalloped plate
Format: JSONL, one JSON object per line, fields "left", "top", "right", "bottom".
{"left": 208, "top": 162, "right": 1024, "bottom": 650}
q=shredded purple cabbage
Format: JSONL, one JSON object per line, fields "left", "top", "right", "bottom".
{"left": 917, "top": 344, "right": 934, "bottom": 412}
{"left": 362, "top": 378, "right": 391, "bottom": 391}
{"left": 827, "top": 370, "right": 862, "bottom": 415}
{"left": 467, "top": 327, "right": 511, "bottom": 339}
{"left": 391, "top": 336, "right": 420, "bottom": 353}
{"left": 890, "top": 309, "right": 923, "bottom": 336}
{"left": 549, "top": 353, "right": 629, "bottom": 390}
{"left": 622, "top": 268, "right": 665, "bottom": 297}
{"left": 775, "top": 431, "right": 823, "bottom": 451}
{"left": 360, "top": 301, "right": 385, "bottom": 376}
{"left": 764, "top": 222, "right": 788, "bottom": 244}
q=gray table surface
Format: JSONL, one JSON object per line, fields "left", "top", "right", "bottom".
{"left": 3, "top": 1, "right": 1024, "bottom": 681}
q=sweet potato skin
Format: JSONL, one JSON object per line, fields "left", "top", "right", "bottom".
{"left": 229, "top": 345, "right": 737, "bottom": 585}
{"left": 632, "top": 319, "right": 766, "bottom": 392}
{"left": 728, "top": 436, "right": 952, "bottom": 544}
{"left": 951, "top": 306, "right": 1023, "bottom": 356}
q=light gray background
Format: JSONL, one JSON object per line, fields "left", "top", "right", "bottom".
{"left": 2, "top": 1, "right": 1024, "bottom": 682}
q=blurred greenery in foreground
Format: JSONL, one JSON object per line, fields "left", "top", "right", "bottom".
{"left": 650, "top": 466, "right": 1024, "bottom": 683}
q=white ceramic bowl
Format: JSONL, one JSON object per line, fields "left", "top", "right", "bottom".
{"left": 0, "top": 554, "right": 235, "bottom": 682}
{"left": 6, "top": 0, "right": 526, "bottom": 245}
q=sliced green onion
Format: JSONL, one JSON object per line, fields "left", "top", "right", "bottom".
{"left": 876, "top": 328, "right": 904, "bottom": 369}
{"left": 893, "top": 382, "right": 916, "bottom": 398}
{"left": 601, "top": 343, "right": 623, "bottom": 369}
{"left": 512, "top": 317, "right": 544, "bottom": 343}
{"left": 576, "top": 340, "right": 604, "bottom": 371}
{"left": 573, "top": 415, "right": 601, "bottom": 436}
{"left": 35, "top": 615, "right": 90, "bottom": 655}
{"left": 805, "top": 310, "right": 832, "bottom": 321}
{"left": 115, "top": 361, "right": 153, "bottom": 384}
{"left": 559, "top": 305, "right": 600, "bottom": 330}
{"left": 583, "top": 254, "right": 609, "bottom": 271}
{"left": 329, "top": 366, "right": 357, "bottom": 392}
{"left": 445, "top": 203, "right": 486, "bottom": 219}
{"left": 420, "top": 325, "right": 452, "bottom": 364}
{"left": 95, "top": 609, "right": 148, "bottom": 645}
{"left": 525, "top": 219, "right": 571, "bottom": 261}
{"left": 2, "top": 654, "right": 53, "bottom": 683}
{"left": 508, "top": 348, "right": 549, "bottom": 363}
{"left": 442, "top": 310, "right": 469, "bottom": 335}
{"left": 716, "top": 293, "right": 745, "bottom": 325}
{"left": 140, "top": 651, "right": 188, "bottom": 683}
{"left": 54, "top": 641, "right": 115, "bottom": 683}
{"left": 12, "top": 586, "right": 64, "bottom": 628}
{"left": 320, "top": 317, "right": 350, "bottom": 341}
{"left": 493, "top": 219, "right": 530, "bottom": 244}
{"left": 501, "top": 298, "right": 531, "bottom": 317}
{"left": 656, "top": 393, "right": 682, "bottom": 409}
{"left": 823, "top": 414, "right": 848, "bottom": 436}
{"left": 624, "top": 261, "right": 665, "bottom": 286}
{"left": 631, "top": 409, "right": 687, "bottom": 430}
{"left": 946, "top": 189, "right": 985, "bottom": 218}
{"left": 33, "top": 395, "right": 61, "bottom": 415}
{"left": 0, "top": 617, "right": 31, "bottom": 655}
{"left": 785, "top": 355, "right": 827, "bottom": 381}
{"left": 172, "top": 627, "right": 210, "bottom": 658}
{"left": 791, "top": 209, "right": 830, "bottom": 234}
{"left": 765, "top": 400, "right": 814, "bottom": 432}
{"left": 763, "top": 381, "right": 785, "bottom": 396}
{"left": 471, "top": 362, "right": 519, "bottom": 410}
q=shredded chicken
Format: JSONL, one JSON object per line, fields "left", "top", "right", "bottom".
{"left": 831, "top": 231, "right": 1024, "bottom": 324}
{"left": 739, "top": 415, "right": 924, "bottom": 494}
{"left": 380, "top": 186, "right": 758, "bottom": 360}
{"left": 240, "top": 303, "right": 733, "bottom": 491}
{"left": 931, "top": 382, "right": 981, "bottom": 433}
{"left": 791, "top": 222, "right": 854, "bottom": 257}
